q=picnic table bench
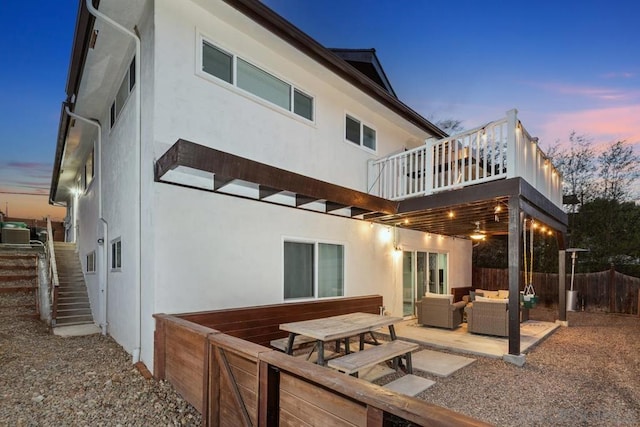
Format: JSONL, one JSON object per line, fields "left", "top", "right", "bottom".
{"left": 327, "top": 340, "right": 419, "bottom": 377}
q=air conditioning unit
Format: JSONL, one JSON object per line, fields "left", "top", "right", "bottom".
{"left": 1, "top": 227, "right": 30, "bottom": 244}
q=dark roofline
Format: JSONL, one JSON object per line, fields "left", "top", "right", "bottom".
{"left": 222, "top": 0, "right": 446, "bottom": 138}
{"left": 329, "top": 48, "right": 397, "bottom": 98}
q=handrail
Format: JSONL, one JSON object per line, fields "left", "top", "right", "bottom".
{"left": 368, "top": 109, "right": 563, "bottom": 207}
{"left": 46, "top": 217, "right": 60, "bottom": 321}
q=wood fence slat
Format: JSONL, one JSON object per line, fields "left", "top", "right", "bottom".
{"left": 472, "top": 267, "right": 639, "bottom": 314}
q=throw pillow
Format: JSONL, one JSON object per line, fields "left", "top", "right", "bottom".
{"left": 469, "top": 291, "right": 476, "bottom": 302}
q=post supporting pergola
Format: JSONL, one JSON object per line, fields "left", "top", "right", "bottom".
{"left": 507, "top": 196, "right": 523, "bottom": 356}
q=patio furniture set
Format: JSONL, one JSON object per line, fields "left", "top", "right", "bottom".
{"left": 417, "top": 290, "right": 517, "bottom": 337}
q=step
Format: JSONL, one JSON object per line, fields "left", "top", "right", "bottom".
{"left": 55, "top": 314, "right": 94, "bottom": 325}
{"left": 57, "top": 298, "right": 89, "bottom": 304}
{"left": 57, "top": 308, "right": 92, "bottom": 316}
{"left": 57, "top": 301, "right": 91, "bottom": 308}
{"left": 383, "top": 375, "right": 435, "bottom": 396}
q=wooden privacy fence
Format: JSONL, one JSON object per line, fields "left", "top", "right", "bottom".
{"left": 154, "top": 296, "right": 489, "bottom": 426}
{"left": 473, "top": 267, "right": 640, "bottom": 315}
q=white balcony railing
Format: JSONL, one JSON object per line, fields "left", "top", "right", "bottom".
{"left": 368, "top": 109, "right": 563, "bottom": 207}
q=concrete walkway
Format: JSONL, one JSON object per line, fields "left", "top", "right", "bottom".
{"left": 392, "top": 319, "right": 560, "bottom": 358}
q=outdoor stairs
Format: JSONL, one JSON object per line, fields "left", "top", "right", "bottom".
{"left": 53, "top": 242, "right": 94, "bottom": 327}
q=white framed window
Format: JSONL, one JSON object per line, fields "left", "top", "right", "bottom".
{"left": 199, "top": 37, "right": 314, "bottom": 121}
{"left": 345, "top": 114, "right": 376, "bottom": 151}
{"left": 111, "top": 238, "right": 122, "bottom": 270}
{"left": 86, "top": 251, "right": 96, "bottom": 273}
{"left": 283, "top": 240, "right": 344, "bottom": 300}
{"left": 110, "top": 56, "right": 136, "bottom": 128}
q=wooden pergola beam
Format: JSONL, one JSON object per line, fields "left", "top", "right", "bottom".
{"left": 155, "top": 139, "right": 398, "bottom": 215}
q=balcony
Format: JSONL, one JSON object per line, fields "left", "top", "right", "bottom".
{"left": 368, "top": 109, "right": 562, "bottom": 208}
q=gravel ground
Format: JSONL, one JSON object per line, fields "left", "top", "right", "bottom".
{"left": 1, "top": 256, "right": 638, "bottom": 427}
{"left": 0, "top": 296, "right": 201, "bottom": 426}
{"left": 371, "top": 308, "right": 640, "bottom": 426}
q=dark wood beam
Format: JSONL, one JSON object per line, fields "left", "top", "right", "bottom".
{"left": 213, "top": 175, "right": 234, "bottom": 191}
{"left": 155, "top": 140, "right": 398, "bottom": 215}
{"left": 398, "top": 178, "right": 520, "bottom": 214}
{"left": 326, "top": 202, "right": 348, "bottom": 213}
{"left": 507, "top": 196, "right": 522, "bottom": 356}
{"left": 296, "top": 195, "right": 319, "bottom": 207}
{"left": 519, "top": 199, "right": 567, "bottom": 235}
{"left": 350, "top": 207, "right": 372, "bottom": 217}
{"left": 259, "top": 185, "right": 282, "bottom": 199}
{"left": 518, "top": 179, "right": 568, "bottom": 230}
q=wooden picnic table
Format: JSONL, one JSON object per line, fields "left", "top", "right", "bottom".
{"left": 279, "top": 312, "right": 402, "bottom": 366}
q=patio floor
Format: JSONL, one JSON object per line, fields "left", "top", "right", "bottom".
{"left": 389, "top": 319, "right": 560, "bottom": 359}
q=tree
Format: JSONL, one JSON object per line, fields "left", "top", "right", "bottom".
{"left": 571, "top": 198, "right": 640, "bottom": 270}
{"left": 547, "top": 131, "right": 597, "bottom": 207}
{"left": 598, "top": 140, "right": 640, "bottom": 202}
{"left": 435, "top": 118, "right": 464, "bottom": 135}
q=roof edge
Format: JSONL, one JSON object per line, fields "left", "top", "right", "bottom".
{"left": 222, "top": 0, "right": 446, "bottom": 138}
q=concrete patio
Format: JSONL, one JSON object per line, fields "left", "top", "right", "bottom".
{"left": 391, "top": 319, "right": 560, "bottom": 359}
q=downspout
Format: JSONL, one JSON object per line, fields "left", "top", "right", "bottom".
{"left": 85, "top": 0, "right": 142, "bottom": 363}
{"left": 64, "top": 106, "right": 109, "bottom": 336}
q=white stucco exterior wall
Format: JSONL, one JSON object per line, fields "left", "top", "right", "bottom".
{"left": 68, "top": 0, "right": 472, "bottom": 373}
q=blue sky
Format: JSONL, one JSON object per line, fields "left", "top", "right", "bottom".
{"left": 1, "top": 1, "right": 639, "bottom": 218}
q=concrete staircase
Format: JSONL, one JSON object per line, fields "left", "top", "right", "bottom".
{"left": 53, "top": 242, "right": 94, "bottom": 326}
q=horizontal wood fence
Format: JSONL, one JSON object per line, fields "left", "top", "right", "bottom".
{"left": 155, "top": 296, "right": 489, "bottom": 426}
{"left": 473, "top": 267, "right": 640, "bottom": 315}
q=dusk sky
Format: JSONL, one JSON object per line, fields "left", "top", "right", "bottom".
{"left": 1, "top": 1, "right": 639, "bottom": 220}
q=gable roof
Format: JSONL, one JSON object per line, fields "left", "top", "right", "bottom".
{"left": 329, "top": 48, "right": 397, "bottom": 98}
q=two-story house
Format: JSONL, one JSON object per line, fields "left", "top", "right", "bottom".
{"left": 50, "top": 0, "right": 568, "bottom": 371}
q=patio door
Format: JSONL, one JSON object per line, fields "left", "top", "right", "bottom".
{"left": 403, "top": 251, "right": 448, "bottom": 317}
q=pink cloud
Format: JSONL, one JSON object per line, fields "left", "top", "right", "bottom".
{"left": 528, "top": 82, "right": 640, "bottom": 102}
{"left": 601, "top": 71, "right": 636, "bottom": 79}
{"left": 538, "top": 105, "right": 640, "bottom": 153}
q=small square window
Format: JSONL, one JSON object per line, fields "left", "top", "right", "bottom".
{"left": 86, "top": 251, "right": 96, "bottom": 273}
{"left": 294, "top": 89, "right": 313, "bottom": 121}
{"left": 202, "top": 41, "right": 233, "bottom": 84}
{"left": 345, "top": 115, "right": 360, "bottom": 145}
{"left": 111, "top": 239, "right": 122, "bottom": 270}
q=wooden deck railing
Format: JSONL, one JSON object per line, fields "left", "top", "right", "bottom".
{"left": 368, "top": 109, "right": 563, "bottom": 207}
{"left": 154, "top": 297, "right": 490, "bottom": 426}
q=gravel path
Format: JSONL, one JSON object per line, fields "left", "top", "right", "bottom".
{"left": 1, "top": 274, "right": 638, "bottom": 426}
{"left": 0, "top": 294, "right": 201, "bottom": 426}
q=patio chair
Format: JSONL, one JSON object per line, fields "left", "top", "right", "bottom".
{"left": 417, "top": 296, "right": 466, "bottom": 329}
{"left": 464, "top": 300, "right": 508, "bottom": 337}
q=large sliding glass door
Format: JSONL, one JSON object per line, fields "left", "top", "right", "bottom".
{"left": 403, "top": 250, "right": 448, "bottom": 316}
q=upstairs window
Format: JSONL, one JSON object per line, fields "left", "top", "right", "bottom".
{"left": 345, "top": 114, "right": 376, "bottom": 151}
{"left": 200, "top": 38, "right": 314, "bottom": 121}
{"left": 110, "top": 57, "right": 136, "bottom": 128}
{"left": 202, "top": 41, "right": 232, "bottom": 84}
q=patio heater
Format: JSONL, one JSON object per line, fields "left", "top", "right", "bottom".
{"left": 566, "top": 248, "right": 588, "bottom": 311}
